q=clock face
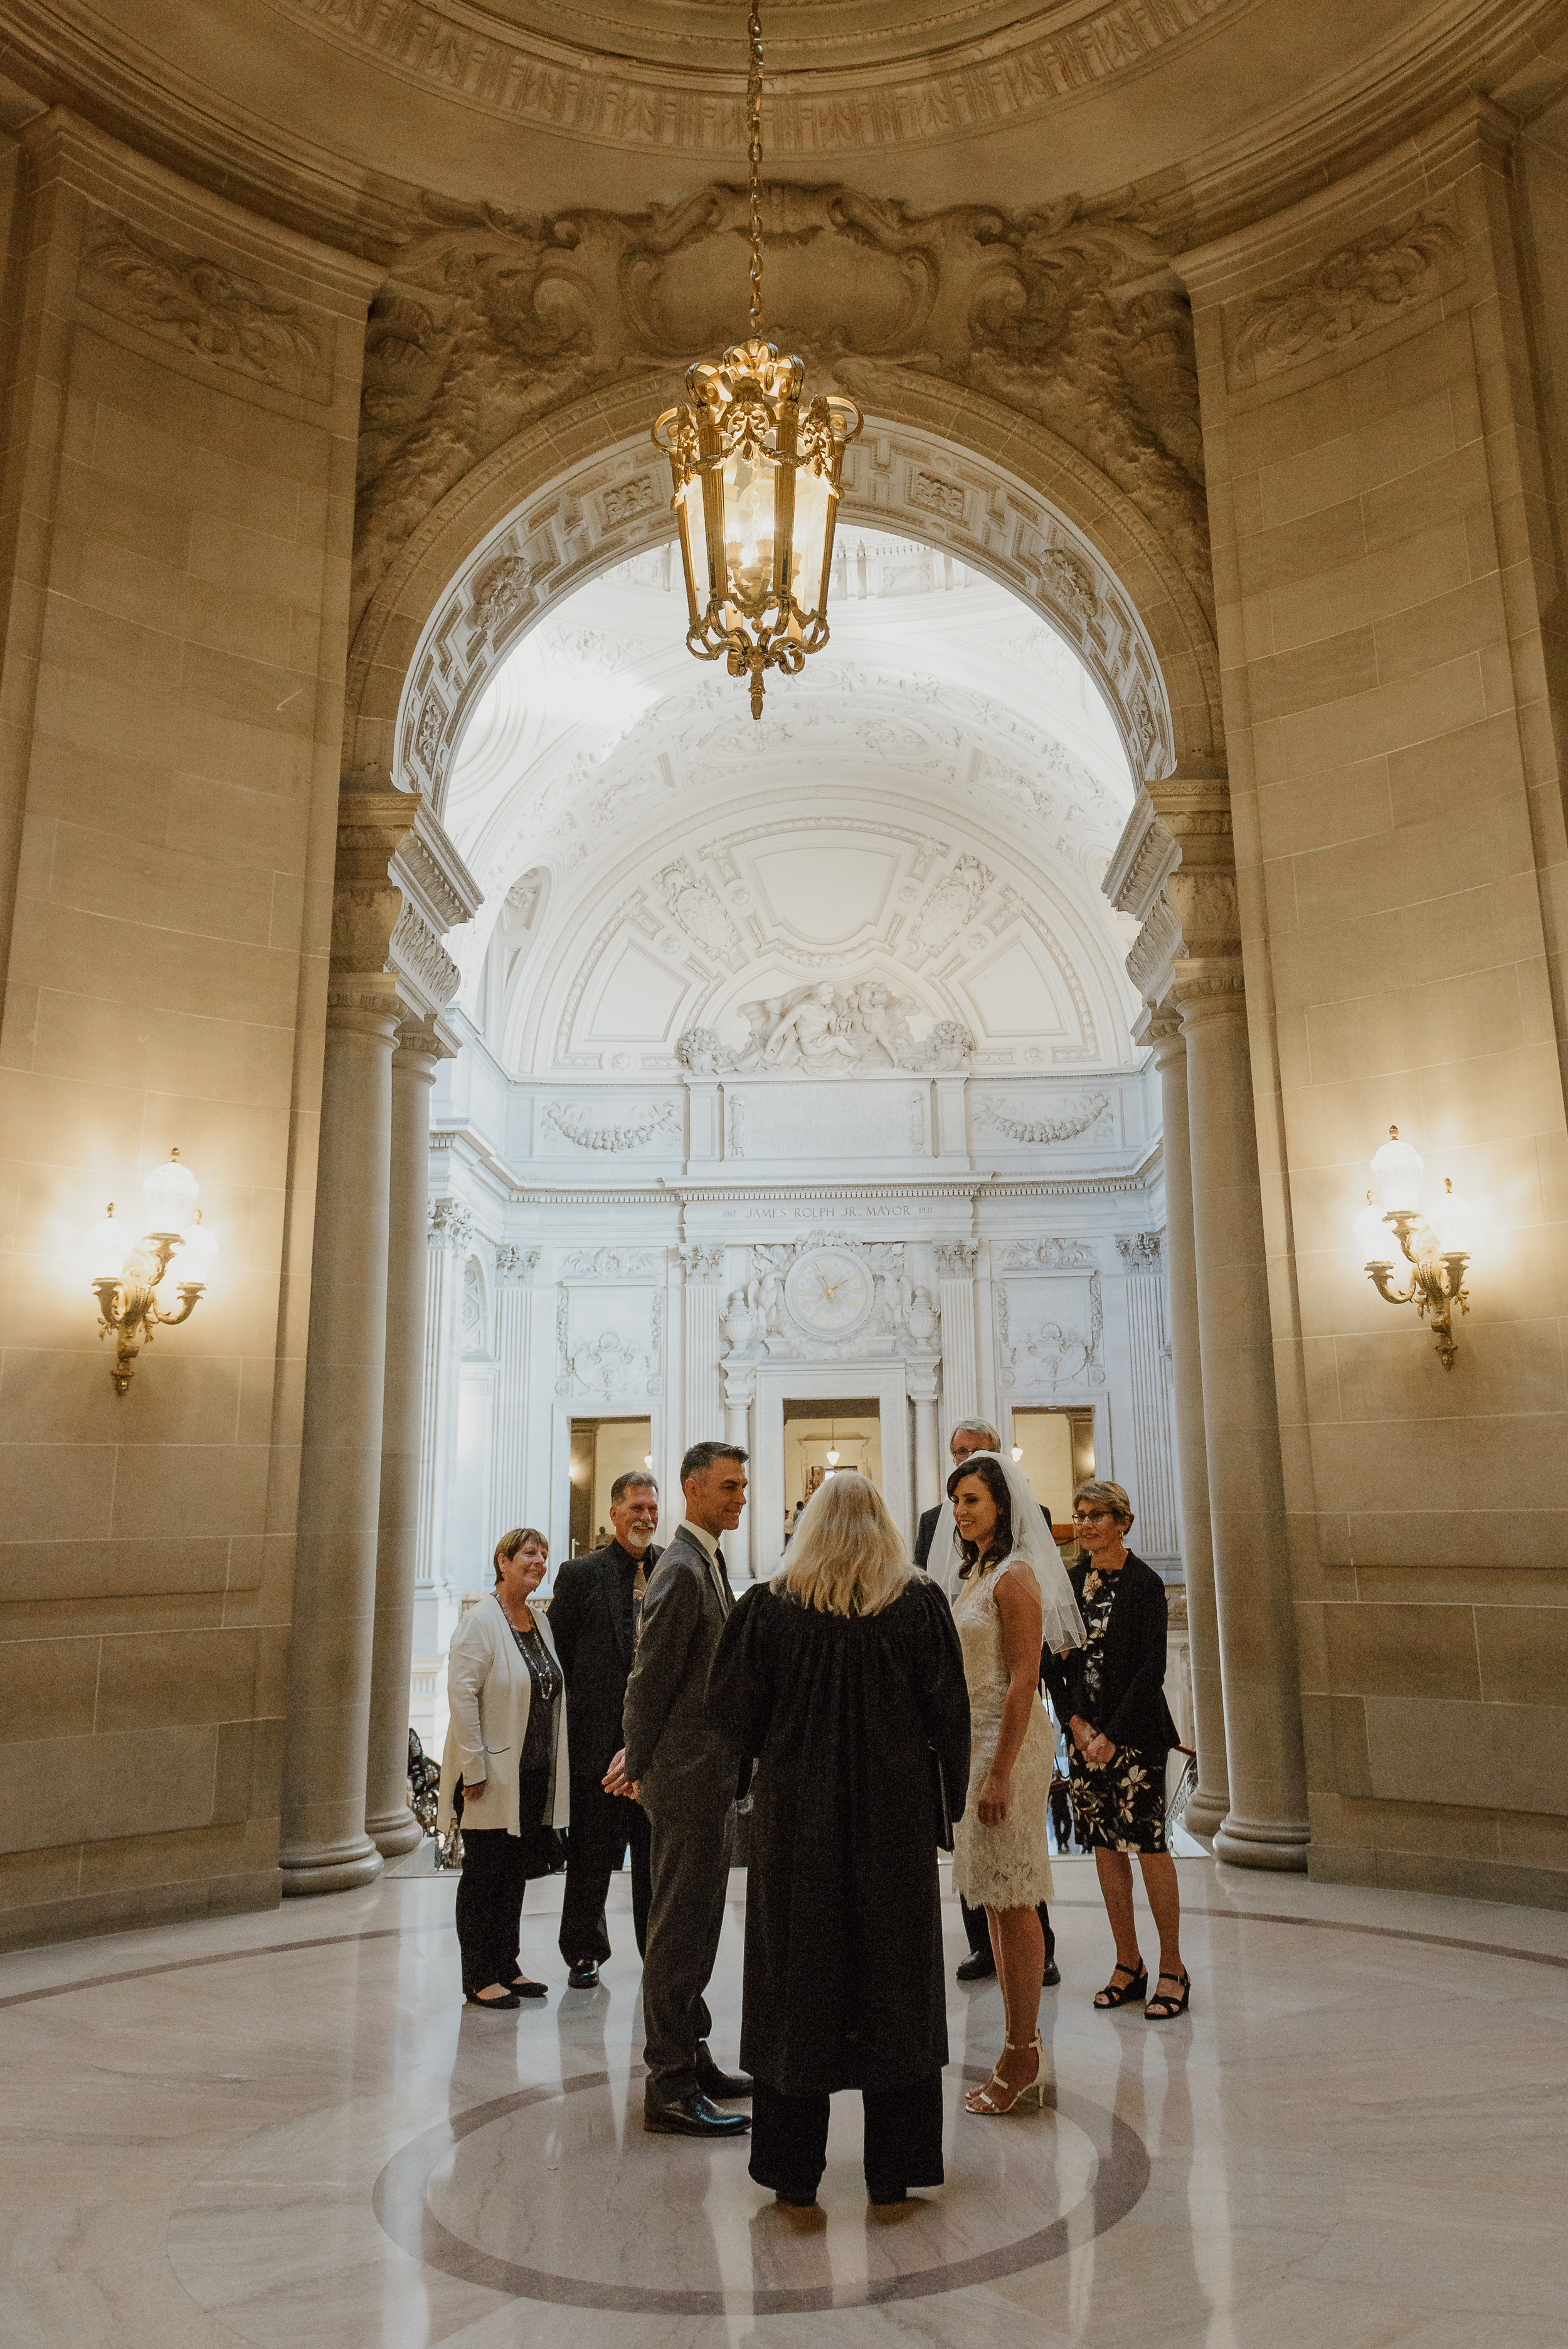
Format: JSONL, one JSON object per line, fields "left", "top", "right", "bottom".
{"left": 785, "top": 1249, "right": 872, "bottom": 1335}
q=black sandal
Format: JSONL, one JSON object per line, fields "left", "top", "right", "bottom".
{"left": 1094, "top": 1960, "right": 1147, "bottom": 2009}
{"left": 1145, "top": 1970, "right": 1191, "bottom": 2020}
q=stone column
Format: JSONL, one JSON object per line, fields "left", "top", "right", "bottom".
{"left": 1115, "top": 1231, "right": 1181, "bottom": 1566}
{"left": 936, "top": 1240, "right": 980, "bottom": 1438}
{"left": 1176, "top": 958, "right": 1309, "bottom": 1869}
{"left": 1108, "top": 766, "right": 1307, "bottom": 1869}
{"left": 909, "top": 1362, "right": 941, "bottom": 1515}
{"left": 724, "top": 1365, "right": 756, "bottom": 1578}
{"left": 488, "top": 1244, "right": 541, "bottom": 1549}
{"left": 1144, "top": 1006, "right": 1229, "bottom": 1837}
{"left": 416, "top": 1200, "right": 471, "bottom": 1626}
{"left": 280, "top": 783, "right": 418, "bottom": 1896}
{"left": 364, "top": 1015, "right": 452, "bottom": 1857}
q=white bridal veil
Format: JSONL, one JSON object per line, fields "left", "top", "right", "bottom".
{"left": 928, "top": 1451, "right": 1086, "bottom": 1652}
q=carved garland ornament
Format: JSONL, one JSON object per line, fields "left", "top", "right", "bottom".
{"left": 979, "top": 1094, "right": 1110, "bottom": 1145}
{"left": 1228, "top": 211, "right": 1465, "bottom": 389}
{"left": 82, "top": 216, "right": 328, "bottom": 400}
{"left": 545, "top": 1100, "right": 682, "bottom": 1152}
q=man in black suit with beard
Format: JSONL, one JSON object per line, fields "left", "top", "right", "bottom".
{"left": 548, "top": 1470, "right": 660, "bottom": 1989}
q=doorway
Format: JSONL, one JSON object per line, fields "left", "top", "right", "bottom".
{"left": 1009, "top": 1406, "right": 1095, "bottom": 1535}
{"left": 781, "top": 1397, "right": 881, "bottom": 1544}
{"left": 568, "top": 1416, "right": 653, "bottom": 1557}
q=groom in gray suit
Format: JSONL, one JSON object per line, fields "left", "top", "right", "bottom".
{"left": 608, "top": 1440, "right": 753, "bottom": 2138}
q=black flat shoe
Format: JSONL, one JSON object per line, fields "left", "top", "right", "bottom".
{"left": 511, "top": 1978, "right": 548, "bottom": 1998}
{"left": 773, "top": 2190, "right": 818, "bottom": 2208}
{"left": 464, "top": 1990, "right": 521, "bottom": 2010}
{"left": 566, "top": 1958, "right": 600, "bottom": 1990}
{"left": 867, "top": 2187, "right": 908, "bottom": 2205}
{"left": 696, "top": 2066, "right": 753, "bottom": 2100}
{"left": 1042, "top": 1959, "right": 1062, "bottom": 1988}
{"left": 644, "top": 2093, "right": 751, "bottom": 2138}
{"left": 956, "top": 1948, "right": 996, "bottom": 1983}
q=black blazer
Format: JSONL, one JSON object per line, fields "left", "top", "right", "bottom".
{"left": 1043, "top": 1551, "right": 1178, "bottom": 1757}
{"left": 622, "top": 1528, "right": 744, "bottom": 1803}
{"left": 913, "top": 1503, "right": 940, "bottom": 1572}
{"left": 548, "top": 1539, "right": 661, "bottom": 1781}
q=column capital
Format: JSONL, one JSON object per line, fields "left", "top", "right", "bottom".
{"left": 723, "top": 1365, "right": 756, "bottom": 1408}
{"left": 905, "top": 1361, "right": 941, "bottom": 1405}
{"left": 494, "top": 1243, "right": 541, "bottom": 1284}
{"left": 393, "top": 1009, "right": 461, "bottom": 1073}
{"left": 1171, "top": 956, "right": 1248, "bottom": 1023}
{"left": 934, "top": 1238, "right": 979, "bottom": 1280}
{"left": 428, "top": 1197, "right": 474, "bottom": 1253}
{"left": 1116, "top": 1231, "right": 1164, "bottom": 1273}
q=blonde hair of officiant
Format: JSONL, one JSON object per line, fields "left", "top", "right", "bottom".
{"left": 774, "top": 1471, "right": 913, "bottom": 1618}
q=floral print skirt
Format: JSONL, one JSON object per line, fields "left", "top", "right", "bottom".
{"left": 1067, "top": 1741, "right": 1167, "bottom": 1855}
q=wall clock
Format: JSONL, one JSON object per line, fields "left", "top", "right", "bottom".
{"left": 785, "top": 1248, "right": 872, "bottom": 1337}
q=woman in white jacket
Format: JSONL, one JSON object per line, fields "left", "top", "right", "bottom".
{"left": 439, "top": 1527, "right": 571, "bottom": 2008}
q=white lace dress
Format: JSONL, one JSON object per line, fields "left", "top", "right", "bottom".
{"left": 951, "top": 1557, "right": 1056, "bottom": 1912}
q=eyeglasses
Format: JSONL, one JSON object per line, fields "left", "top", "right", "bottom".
{"left": 1072, "top": 1509, "right": 1114, "bottom": 1524}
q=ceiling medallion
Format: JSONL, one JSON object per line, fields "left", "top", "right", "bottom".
{"left": 652, "top": 0, "right": 862, "bottom": 719}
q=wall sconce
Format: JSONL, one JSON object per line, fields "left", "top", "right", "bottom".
{"left": 1354, "top": 1127, "right": 1473, "bottom": 1369}
{"left": 85, "top": 1150, "right": 219, "bottom": 1392}
{"left": 1010, "top": 1444, "right": 1024, "bottom": 1462}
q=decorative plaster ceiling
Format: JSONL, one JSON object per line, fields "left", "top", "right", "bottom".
{"left": 443, "top": 528, "right": 1142, "bottom": 1077}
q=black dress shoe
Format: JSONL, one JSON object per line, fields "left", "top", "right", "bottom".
{"left": 1042, "top": 1959, "right": 1062, "bottom": 1988}
{"left": 566, "top": 1958, "right": 600, "bottom": 1990}
{"left": 695, "top": 2066, "right": 753, "bottom": 2100}
{"left": 956, "top": 1947, "right": 996, "bottom": 1983}
{"left": 644, "top": 2093, "right": 751, "bottom": 2138}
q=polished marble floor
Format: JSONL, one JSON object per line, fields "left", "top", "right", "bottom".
{"left": 3, "top": 1850, "right": 1567, "bottom": 2349}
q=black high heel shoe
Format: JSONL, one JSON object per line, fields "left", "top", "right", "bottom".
{"left": 1093, "top": 1960, "right": 1147, "bottom": 2010}
{"left": 1145, "top": 1969, "right": 1191, "bottom": 2020}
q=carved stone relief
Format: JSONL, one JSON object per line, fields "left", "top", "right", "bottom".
{"left": 997, "top": 1270, "right": 1106, "bottom": 1390}
{"left": 1000, "top": 1238, "right": 1097, "bottom": 1270}
{"left": 82, "top": 215, "right": 329, "bottom": 401}
{"left": 544, "top": 1100, "right": 682, "bottom": 1152}
{"left": 559, "top": 1248, "right": 658, "bottom": 1279}
{"left": 1226, "top": 209, "right": 1464, "bottom": 390}
{"left": 679, "top": 1244, "right": 726, "bottom": 1281}
{"left": 493, "top": 1244, "right": 541, "bottom": 1281}
{"left": 719, "top": 1236, "right": 937, "bottom": 1365}
{"left": 356, "top": 180, "right": 1205, "bottom": 643}
{"left": 679, "top": 982, "right": 973, "bottom": 1076}
{"left": 977, "top": 1093, "right": 1110, "bottom": 1145}
{"left": 555, "top": 1286, "right": 664, "bottom": 1399}
{"left": 277, "top": 0, "right": 1241, "bottom": 160}
{"left": 935, "top": 1239, "right": 980, "bottom": 1279}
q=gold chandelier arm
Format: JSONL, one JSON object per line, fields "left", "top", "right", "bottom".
{"left": 1367, "top": 1263, "right": 1417, "bottom": 1308}
{"left": 747, "top": 0, "right": 764, "bottom": 337}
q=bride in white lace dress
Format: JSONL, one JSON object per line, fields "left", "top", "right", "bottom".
{"left": 947, "top": 1453, "right": 1084, "bottom": 2115}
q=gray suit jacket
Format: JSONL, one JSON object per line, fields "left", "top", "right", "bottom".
{"left": 621, "top": 1526, "right": 741, "bottom": 1807}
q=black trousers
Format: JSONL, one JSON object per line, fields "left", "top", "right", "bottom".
{"left": 750, "top": 2072, "right": 945, "bottom": 2199}
{"left": 961, "top": 1894, "right": 1056, "bottom": 1967}
{"left": 558, "top": 1774, "right": 651, "bottom": 1965}
{"left": 455, "top": 1768, "right": 550, "bottom": 1993}
{"left": 640, "top": 1783, "right": 735, "bottom": 2107}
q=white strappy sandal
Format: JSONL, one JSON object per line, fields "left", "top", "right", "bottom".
{"left": 965, "top": 2028, "right": 1047, "bottom": 2114}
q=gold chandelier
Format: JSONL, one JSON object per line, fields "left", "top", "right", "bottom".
{"left": 652, "top": 0, "right": 862, "bottom": 719}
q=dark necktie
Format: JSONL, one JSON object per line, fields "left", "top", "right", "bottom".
{"left": 714, "top": 1546, "right": 733, "bottom": 1615}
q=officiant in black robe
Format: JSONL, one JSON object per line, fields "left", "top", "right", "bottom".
{"left": 707, "top": 1520, "right": 969, "bottom": 2207}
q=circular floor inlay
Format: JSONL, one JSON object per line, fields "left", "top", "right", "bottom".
{"left": 371, "top": 2065, "right": 1148, "bottom": 2314}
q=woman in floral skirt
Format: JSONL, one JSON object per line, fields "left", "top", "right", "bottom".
{"left": 1043, "top": 1480, "right": 1189, "bottom": 2020}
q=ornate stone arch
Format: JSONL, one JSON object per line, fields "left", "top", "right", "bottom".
{"left": 344, "top": 373, "right": 1221, "bottom": 820}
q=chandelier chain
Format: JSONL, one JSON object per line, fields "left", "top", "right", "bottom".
{"left": 747, "top": 0, "right": 764, "bottom": 336}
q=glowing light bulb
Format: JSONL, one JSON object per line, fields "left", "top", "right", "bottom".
{"left": 85, "top": 1203, "right": 124, "bottom": 1281}
{"left": 826, "top": 1448, "right": 840, "bottom": 1467}
{"left": 1432, "top": 1179, "right": 1476, "bottom": 1253}
{"left": 1010, "top": 1446, "right": 1024, "bottom": 1462}
{"left": 1370, "top": 1125, "right": 1424, "bottom": 1213}
{"left": 1353, "top": 1190, "right": 1392, "bottom": 1261}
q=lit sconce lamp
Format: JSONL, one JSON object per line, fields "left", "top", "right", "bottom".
{"left": 85, "top": 1150, "right": 219, "bottom": 1392}
{"left": 1355, "top": 1126, "right": 1473, "bottom": 1369}
{"left": 643, "top": 1453, "right": 654, "bottom": 1471}
{"left": 1010, "top": 1445, "right": 1024, "bottom": 1462}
